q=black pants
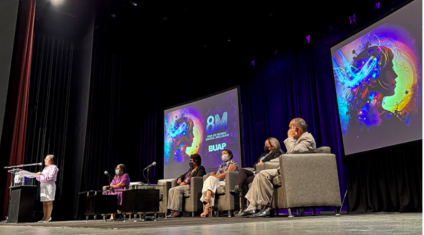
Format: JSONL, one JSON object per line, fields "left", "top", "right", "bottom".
{"left": 237, "top": 168, "right": 255, "bottom": 208}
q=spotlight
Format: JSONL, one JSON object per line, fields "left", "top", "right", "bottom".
{"left": 51, "top": 0, "right": 64, "bottom": 6}
{"left": 250, "top": 60, "right": 255, "bottom": 66}
{"left": 130, "top": 0, "right": 137, "bottom": 7}
{"left": 305, "top": 35, "right": 311, "bottom": 44}
{"left": 349, "top": 14, "right": 356, "bottom": 25}
{"left": 228, "top": 38, "right": 231, "bottom": 42}
{"left": 374, "top": 2, "right": 380, "bottom": 9}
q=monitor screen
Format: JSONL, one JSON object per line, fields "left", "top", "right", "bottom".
{"left": 330, "top": 0, "right": 422, "bottom": 155}
{"left": 163, "top": 87, "right": 242, "bottom": 178}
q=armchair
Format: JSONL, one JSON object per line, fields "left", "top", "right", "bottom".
{"left": 202, "top": 171, "right": 240, "bottom": 217}
{"left": 157, "top": 177, "right": 204, "bottom": 217}
{"left": 255, "top": 147, "right": 342, "bottom": 217}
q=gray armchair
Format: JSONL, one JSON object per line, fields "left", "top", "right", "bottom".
{"left": 256, "top": 147, "right": 342, "bottom": 217}
{"left": 157, "top": 177, "right": 204, "bottom": 217}
{"left": 202, "top": 171, "right": 240, "bottom": 217}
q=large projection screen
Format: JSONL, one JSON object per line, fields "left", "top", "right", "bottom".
{"left": 331, "top": 0, "right": 422, "bottom": 155}
{"left": 163, "top": 87, "right": 242, "bottom": 178}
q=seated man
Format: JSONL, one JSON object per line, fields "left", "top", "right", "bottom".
{"left": 240, "top": 118, "right": 316, "bottom": 217}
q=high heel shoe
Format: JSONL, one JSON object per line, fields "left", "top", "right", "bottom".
{"left": 42, "top": 217, "right": 52, "bottom": 223}
{"left": 200, "top": 204, "right": 213, "bottom": 218}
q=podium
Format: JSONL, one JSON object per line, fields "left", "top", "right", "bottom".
{"left": 5, "top": 169, "right": 38, "bottom": 223}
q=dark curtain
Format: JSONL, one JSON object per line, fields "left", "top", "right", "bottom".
{"left": 80, "top": 48, "right": 122, "bottom": 192}
{"left": 344, "top": 141, "right": 422, "bottom": 212}
{"left": 2, "top": 0, "right": 35, "bottom": 218}
{"left": 23, "top": 34, "right": 74, "bottom": 220}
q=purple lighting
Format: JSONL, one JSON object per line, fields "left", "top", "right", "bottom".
{"left": 305, "top": 35, "right": 310, "bottom": 44}
{"left": 349, "top": 14, "right": 356, "bottom": 25}
{"left": 375, "top": 2, "right": 380, "bottom": 9}
{"left": 250, "top": 60, "right": 256, "bottom": 66}
{"left": 274, "top": 50, "right": 278, "bottom": 55}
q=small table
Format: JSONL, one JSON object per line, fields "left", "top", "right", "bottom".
{"left": 121, "top": 185, "right": 164, "bottom": 222}
{"left": 79, "top": 190, "right": 117, "bottom": 222}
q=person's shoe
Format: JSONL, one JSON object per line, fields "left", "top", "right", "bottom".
{"left": 230, "top": 185, "right": 241, "bottom": 196}
{"left": 42, "top": 217, "right": 52, "bottom": 223}
{"left": 235, "top": 207, "right": 247, "bottom": 217}
{"left": 167, "top": 212, "right": 182, "bottom": 218}
{"left": 251, "top": 208, "right": 274, "bottom": 218}
{"left": 237, "top": 209, "right": 256, "bottom": 217}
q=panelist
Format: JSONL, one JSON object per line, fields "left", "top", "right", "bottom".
{"left": 167, "top": 154, "right": 206, "bottom": 218}
{"left": 200, "top": 149, "right": 238, "bottom": 218}
{"left": 106, "top": 164, "right": 130, "bottom": 221}
{"left": 230, "top": 137, "right": 284, "bottom": 216}
{"left": 240, "top": 118, "right": 316, "bottom": 217}
{"left": 36, "top": 154, "right": 59, "bottom": 223}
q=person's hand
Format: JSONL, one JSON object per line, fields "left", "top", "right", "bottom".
{"left": 179, "top": 182, "right": 185, "bottom": 186}
{"left": 210, "top": 172, "right": 216, "bottom": 177}
{"left": 288, "top": 126, "right": 297, "bottom": 138}
{"left": 177, "top": 178, "right": 182, "bottom": 184}
{"left": 257, "top": 162, "right": 263, "bottom": 165}
{"left": 109, "top": 184, "right": 114, "bottom": 189}
{"left": 36, "top": 172, "right": 43, "bottom": 175}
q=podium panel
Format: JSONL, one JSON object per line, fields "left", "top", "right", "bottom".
{"left": 8, "top": 185, "right": 37, "bottom": 223}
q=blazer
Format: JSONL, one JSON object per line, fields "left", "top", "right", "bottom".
{"left": 254, "top": 149, "right": 284, "bottom": 169}
{"left": 178, "top": 166, "right": 206, "bottom": 182}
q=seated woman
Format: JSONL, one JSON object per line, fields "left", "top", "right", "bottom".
{"left": 200, "top": 149, "right": 238, "bottom": 218}
{"left": 107, "top": 164, "right": 130, "bottom": 221}
{"left": 230, "top": 137, "right": 284, "bottom": 216}
{"left": 167, "top": 154, "right": 206, "bottom": 218}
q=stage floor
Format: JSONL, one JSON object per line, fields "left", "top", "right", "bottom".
{"left": 0, "top": 212, "right": 421, "bottom": 234}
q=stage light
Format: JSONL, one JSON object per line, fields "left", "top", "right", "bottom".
{"left": 250, "top": 60, "right": 255, "bottom": 66}
{"left": 274, "top": 50, "right": 278, "bottom": 55}
{"left": 51, "top": 0, "right": 64, "bottom": 6}
{"left": 305, "top": 35, "right": 311, "bottom": 44}
{"left": 163, "top": 17, "right": 168, "bottom": 21}
{"left": 111, "top": 14, "right": 116, "bottom": 18}
{"left": 374, "top": 2, "right": 380, "bottom": 9}
{"left": 228, "top": 38, "right": 231, "bottom": 42}
{"left": 130, "top": 0, "right": 137, "bottom": 7}
{"left": 349, "top": 14, "right": 356, "bottom": 25}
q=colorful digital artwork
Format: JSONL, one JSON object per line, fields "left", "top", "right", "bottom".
{"left": 331, "top": 21, "right": 422, "bottom": 154}
{"left": 164, "top": 88, "right": 241, "bottom": 178}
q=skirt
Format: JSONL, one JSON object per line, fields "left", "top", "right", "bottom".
{"left": 40, "top": 182, "right": 56, "bottom": 202}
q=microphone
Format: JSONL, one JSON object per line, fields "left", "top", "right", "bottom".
{"left": 144, "top": 162, "right": 156, "bottom": 170}
{"left": 104, "top": 171, "right": 113, "bottom": 179}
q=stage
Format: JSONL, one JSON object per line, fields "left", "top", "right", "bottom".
{"left": 0, "top": 212, "right": 421, "bottom": 234}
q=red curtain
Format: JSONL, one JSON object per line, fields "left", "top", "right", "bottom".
{"left": 2, "top": 0, "right": 36, "bottom": 218}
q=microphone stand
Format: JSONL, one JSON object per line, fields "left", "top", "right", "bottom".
{"left": 147, "top": 168, "right": 150, "bottom": 185}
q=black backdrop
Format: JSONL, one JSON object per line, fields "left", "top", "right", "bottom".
{"left": 0, "top": 0, "right": 421, "bottom": 220}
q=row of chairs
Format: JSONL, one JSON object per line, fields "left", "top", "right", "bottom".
{"left": 157, "top": 146, "right": 342, "bottom": 217}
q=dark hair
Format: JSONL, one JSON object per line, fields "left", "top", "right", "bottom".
{"left": 46, "top": 154, "right": 56, "bottom": 165}
{"left": 117, "top": 164, "right": 127, "bottom": 174}
{"left": 222, "top": 149, "right": 234, "bottom": 159}
{"left": 190, "top": 154, "right": 202, "bottom": 166}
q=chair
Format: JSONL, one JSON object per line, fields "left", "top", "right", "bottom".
{"left": 202, "top": 171, "right": 240, "bottom": 217}
{"left": 255, "top": 147, "right": 342, "bottom": 217}
{"left": 157, "top": 177, "right": 204, "bottom": 217}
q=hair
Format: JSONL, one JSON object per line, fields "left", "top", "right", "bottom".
{"left": 293, "top": 118, "right": 308, "bottom": 132}
{"left": 190, "top": 153, "right": 202, "bottom": 166}
{"left": 46, "top": 154, "right": 56, "bottom": 165}
{"left": 222, "top": 149, "right": 234, "bottom": 159}
{"left": 117, "top": 164, "right": 127, "bottom": 174}
{"left": 349, "top": 45, "right": 396, "bottom": 111}
{"left": 266, "top": 137, "right": 281, "bottom": 150}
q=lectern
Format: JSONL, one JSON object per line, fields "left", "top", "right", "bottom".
{"left": 4, "top": 165, "right": 40, "bottom": 223}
